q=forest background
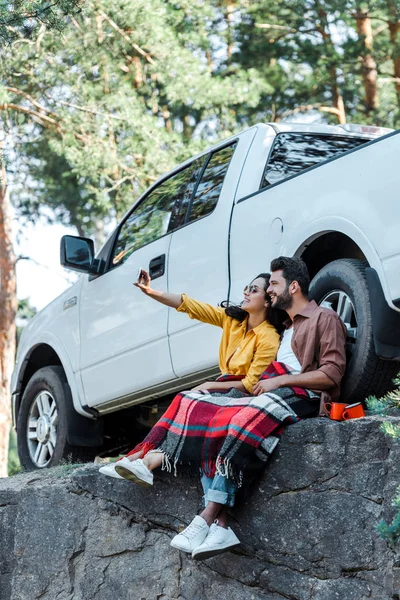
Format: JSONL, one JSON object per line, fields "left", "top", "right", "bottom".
{"left": 1, "top": 0, "right": 400, "bottom": 476}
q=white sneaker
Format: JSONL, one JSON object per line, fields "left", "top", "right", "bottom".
{"left": 114, "top": 458, "right": 154, "bottom": 487}
{"left": 170, "top": 516, "right": 210, "bottom": 553}
{"left": 192, "top": 523, "right": 240, "bottom": 560}
{"left": 98, "top": 456, "right": 132, "bottom": 479}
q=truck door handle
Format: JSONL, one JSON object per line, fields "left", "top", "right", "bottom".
{"left": 149, "top": 254, "right": 166, "bottom": 280}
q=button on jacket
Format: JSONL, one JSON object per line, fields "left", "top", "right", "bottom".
{"left": 177, "top": 294, "right": 280, "bottom": 393}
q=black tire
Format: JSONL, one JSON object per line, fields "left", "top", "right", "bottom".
{"left": 17, "top": 366, "right": 93, "bottom": 471}
{"left": 309, "top": 259, "right": 399, "bottom": 403}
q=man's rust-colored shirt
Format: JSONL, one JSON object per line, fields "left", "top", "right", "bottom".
{"left": 288, "top": 300, "right": 347, "bottom": 408}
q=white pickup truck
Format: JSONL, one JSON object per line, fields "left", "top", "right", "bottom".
{"left": 12, "top": 121, "right": 400, "bottom": 470}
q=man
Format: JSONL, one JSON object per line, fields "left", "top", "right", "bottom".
{"left": 253, "top": 256, "right": 347, "bottom": 415}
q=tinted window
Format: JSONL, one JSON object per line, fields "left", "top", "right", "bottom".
{"left": 188, "top": 143, "right": 237, "bottom": 223}
{"left": 262, "top": 133, "right": 368, "bottom": 187}
{"left": 111, "top": 161, "right": 203, "bottom": 266}
{"left": 168, "top": 158, "right": 205, "bottom": 230}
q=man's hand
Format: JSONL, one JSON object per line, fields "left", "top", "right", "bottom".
{"left": 252, "top": 375, "right": 289, "bottom": 396}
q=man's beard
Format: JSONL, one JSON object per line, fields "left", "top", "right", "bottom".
{"left": 273, "top": 288, "right": 293, "bottom": 311}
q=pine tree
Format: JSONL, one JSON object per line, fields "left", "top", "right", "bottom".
{"left": 0, "top": 0, "right": 84, "bottom": 44}
{"left": 366, "top": 379, "right": 400, "bottom": 545}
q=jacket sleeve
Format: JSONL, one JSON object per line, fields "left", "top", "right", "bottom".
{"left": 316, "top": 313, "right": 347, "bottom": 387}
{"left": 241, "top": 329, "right": 280, "bottom": 393}
{"left": 176, "top": 293, "right": 226, "bottom": 328}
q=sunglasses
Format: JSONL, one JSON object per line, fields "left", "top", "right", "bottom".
{"left": 243, "top": 285, "right": 261, "bottom": 294}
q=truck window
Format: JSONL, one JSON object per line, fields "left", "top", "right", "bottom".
{"left": 261, "top": 133, "right": 368, "bottom": 188}
{"left": 111, "top": 159, "right": 205, "bottom": 267}
{"left": 187, "top": 143, "right": 237, "bottom": 223}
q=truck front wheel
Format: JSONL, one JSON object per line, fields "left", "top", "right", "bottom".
{"left": 309, "top": 259, "right": 398, "bottom": 403}
{"left": 17, "top": 366, "right": 91, "bottom": 470}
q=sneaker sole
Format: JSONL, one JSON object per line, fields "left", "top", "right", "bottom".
{"left": 99, "top": 470, "right": 124, "bottom": 479}
{"left": 114, "top": 465, "right": 153, "bottom": 487}
{"left": 192, "top": 542, "right": 241, "bottom": 561}
{"left": 169, "top": 539, "right": 193, "bottom": 553}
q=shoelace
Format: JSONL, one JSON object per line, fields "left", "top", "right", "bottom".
{"left": 181, "top": 521, "right": 207, "bottom": 540}
{"left": 204, "top": 524, "right": 220, "bottom": 542}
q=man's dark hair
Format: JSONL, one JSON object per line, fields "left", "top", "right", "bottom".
{"left": 270, "top": 256, "right": 310, "bottom": 296}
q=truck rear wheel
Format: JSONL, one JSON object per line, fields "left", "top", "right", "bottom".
{"left": 309, "top": 259, "right": 399, "bottom": 403}
{"left": 17, "top": 366, "right": 93, "bottom": 470}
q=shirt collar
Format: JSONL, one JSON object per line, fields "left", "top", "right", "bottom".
{"left": 283, "top": 300, "right": 319, "bottom": 328}
{"left": 296, "top": 299, "right": 319, "bottom": 318}
{"left": 243, "top": 317, "right": 272, "bottom": 335}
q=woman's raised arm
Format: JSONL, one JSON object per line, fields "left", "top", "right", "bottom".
{"left": 134, "top": 269, "right": 182, "bottom": 309}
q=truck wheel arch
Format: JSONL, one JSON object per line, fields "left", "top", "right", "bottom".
{"left": 289, "top": 218, "right": 391, "bottom": 304}
{"left": 15, "top": 341, "right": 91, "bottom": 421}
{"left": 15, "top": 343, "right": 103, "bottom": 451}
{"left": 298, "top": 231, "right": 368, "bottom": 278}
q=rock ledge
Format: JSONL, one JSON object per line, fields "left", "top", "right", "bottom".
{"left": 1, "top": 417, "right": 400, "bottom": 600}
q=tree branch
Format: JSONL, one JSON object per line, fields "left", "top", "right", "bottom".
{"left": 0, "top": 103, "right": 62, "bottom": 131}
{"left": 98, "top": 10, "right": 155, "bottom": 65}
{"left": 45, "top": 97, "right": 128, "bottom": 120}
{"left": 104, "top": 174, "right": 136, "bottom": 193}
{"left": 5, "top": 86, "right": 58, "bottom": 117}
{"left": 255, "top": 23, "right": 297, "bottom": 33}
{"left": 279, "top": 103, "right": 342, "bottom": 119}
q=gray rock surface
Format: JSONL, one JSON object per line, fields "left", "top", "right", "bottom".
{"left": 1, "top": 417, "right": 400, "bottom": 600}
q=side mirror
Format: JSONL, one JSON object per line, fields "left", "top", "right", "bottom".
{"left": 60, "top": 235, "right": 98, "bottom": 274}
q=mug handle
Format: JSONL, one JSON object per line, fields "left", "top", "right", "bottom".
{"left": 342, "top": 409, "right": 350, "bottom": 420}
{"left": 324, "top": 402, "right": 332, "bottom": 416}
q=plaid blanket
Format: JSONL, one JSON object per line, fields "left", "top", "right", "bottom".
{"left": 128, "top": 362, "right": 319, "bottom": 485}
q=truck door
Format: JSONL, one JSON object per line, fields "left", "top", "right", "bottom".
{"left": 79, "top": 161, "right": 207, "bottom": 407}
{"left": 168, "top": 128, "right": 257, "bottom": 377}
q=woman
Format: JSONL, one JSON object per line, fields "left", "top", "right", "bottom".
{"left": 100, "top": 270, "right": 282, "bottom": 558}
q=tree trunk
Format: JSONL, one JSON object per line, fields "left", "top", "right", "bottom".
{"left": 387, "top": 1, "right": 400, "bottom": 104}
{"left": 92, "top": 218, "right": 106, "bottom": 250}
{"left": 329, "top": 68, "right": 346, "bottom": 124}
{"left": 354, "top": 11, "right": 378, "bottom": 112}
{"left": 316, "top": 9, "right": 346, "bottom": 124}
{"left": 388, "top": 24, "right": 400, "bottom": 104}
{"left": 225, "top": 0, "right": 235, "bottom": 63}
{"left": 0, "top": 144, "right": 17, "bottom": 478}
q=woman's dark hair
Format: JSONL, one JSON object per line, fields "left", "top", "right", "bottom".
{"left": 220, "top": 273, "right": 285, "bottom": 333}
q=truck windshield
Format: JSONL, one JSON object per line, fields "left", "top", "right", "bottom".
{"left": 261, "top": 133, "right": 368, "bottom": 188}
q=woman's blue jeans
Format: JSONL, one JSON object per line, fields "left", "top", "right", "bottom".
{"left": 200, "top": 470, "right": 237, "bottom": 508}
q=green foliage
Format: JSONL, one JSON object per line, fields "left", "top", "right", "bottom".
{"left": 17, "top": 297, "right": 37, "bottom": 320}
{"left": 377, "top": 490, "right": 400, "bottom": 546}
{"left": 366, "top": 376, "right": 400, "bottom": 414}
{"left": 16, "top": 297, "right": 37, "bottom": 344}
{"left": 3, "top": 0, "right": 400, "bottom": 239}
{"left": 0, "top": 0, "right": 84, "bottom": 45}
{"left": 370, "top": 376, "right": 400, "bottom": 545}
{"left": 8, "top": 430, "right": 21, "bottom": 476}
{"left": 381, "top": 421, "right": 400, "bottom": 438}
{"left": 51, "top": 459, "right": 87, "bottom": 477}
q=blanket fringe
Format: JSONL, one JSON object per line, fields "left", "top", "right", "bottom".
{"left": 126, "top": 441, "right": 155, "bottom": 458}
{"left": 216, "top": 456, "right": 244, "bottom": 487}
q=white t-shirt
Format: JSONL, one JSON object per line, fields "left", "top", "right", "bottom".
{"left": 276, "top": 327, "right": 302, "bottom": 373}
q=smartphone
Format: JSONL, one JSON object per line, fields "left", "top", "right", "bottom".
{"left": 136, "top": 268, "right": 146, "bottom": 284}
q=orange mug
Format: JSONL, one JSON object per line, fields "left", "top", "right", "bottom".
{"left": 342, "top": 402, "right": 365, "bottom": 420}
{"left": 324, "top": 402, "right": 347, "bottom": 421}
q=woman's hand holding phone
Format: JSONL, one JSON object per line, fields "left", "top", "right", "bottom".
{"left": 133, "top": 268, "right": 181, "bottom": 308}
{"left": 134, "top": 268, "right": 152, "bottom": 294}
